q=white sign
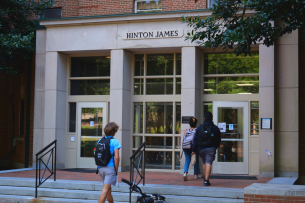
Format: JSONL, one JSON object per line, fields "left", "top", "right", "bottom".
{"left": 218, "top": 122, "right": 226, "bottom": 133}
{"left": 229, "top": 124, "right": 234, "bottom": 130}
{"left": 90, "top": 121, "right": 94, "bottom": 127}
{"left": 262, "top": 118, "right": 272, "bottom": 129}
{"left": 122, "top": 29, "right": 184, "bottom": 40}
{"left": 70, "top": 136, "right": 75, "bottom": 142}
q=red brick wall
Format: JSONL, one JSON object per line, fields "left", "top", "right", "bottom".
{"left": 53, "top": 0, "right": 207, "bottom": 18}
{"left": 300, "top": 31, "right": 305, "bottom": 177}
{"left": 244, "top": 194, "right": 305, "bottom": 203}
{"left": 0, "top": 55, "right": 35, "bottom": 169}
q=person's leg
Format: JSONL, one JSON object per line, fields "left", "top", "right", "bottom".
{"left": 183, "top": 149, "right": 191, "bottom": 174}
{"left": 106, "top": 186, "right": 113, "bottom": 203}
{"left": 194, "top": 152, "right": 199, "bottom": 176}
{"left": 98, "top": 184, "right": 112, "bottom": 203}
{"left": 204, "top": 164, "right": 212, "bottom": 180}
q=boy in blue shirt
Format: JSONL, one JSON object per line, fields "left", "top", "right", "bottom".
{"left": 98, "top": 122, "right": 121, "bottom": 203}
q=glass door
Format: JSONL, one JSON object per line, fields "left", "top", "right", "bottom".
{"left": 77, "top": 102, "right": 107, "bottom": 168}
{"left": 212, "top": 101, "right": 249, "bottom": 174}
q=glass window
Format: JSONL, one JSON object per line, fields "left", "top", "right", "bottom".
{"left": 203, "top": 77, "right": 259, "bottom": 94}
{"left": 146, "top": 103, "right": 173, "bottom": 134}
{"left": 135, "top": 54, "right": 144, "bottom": 76}
{"left": 147, "top": 54, "right": 173, "bottom": 76}
{"left": 217, "top": 141, "right": 244, "bottom": 162}
{"left": 146, "top": 78, "right": 173, "bottom": 95}
{"left": 145, "top": 151, "right": 172, "bottom": 169}
{"left": 204, "top": 53, "right": 259, "bottom": 74}
{"left": 251, "top": 102, "right": 259, "bottom": 136}
{"left": 134, "top": 103, "right": 143, "bottom": 134}
{"left": 39, "top": 8, "right": 62, "bottom": 19}
{"left": 81, "top": 108, "right": 103, "bottom": 137}
{"left": 146, "top": 136, "right": 172, "bottom": 149}
{"left": 69, "top": 103, "right": 76, "bottom": 132}
{"left": 175, "top": 152, "right": 180, "bottom": 169}
{"left": 135, "top": 0, "right": 162, "bottom": 13}
{"left": 70, "top": 80, "right": 110, "bottom": 95}
{"left": 134, "top": 79, "right": 144, "bottom": 95}
{"left": 203, "top": 102, "right": 213, "bottom": 116}
{"left": 176, "top": 53, "right": 181, "bottom": 75}
{"left": 71, "top": 56, "right": 110, "bottom": 77}
{"left": 176, "top": 103, "right": 181, "bottom": 134}
{"left": 175, "top": 137, "right": 181, "bottom": 149}
{"left": 176, "top": 78, "right": 181, "bottom": 94}
{"left": 133, "top": 136, "right": 143, "bottom": 148}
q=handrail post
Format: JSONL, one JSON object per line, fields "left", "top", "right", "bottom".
{"left": 35, "top": 155, "right": 38, "bottom": 198}
{"left": 54, "top": 140, "right": 57, "bottom": 181}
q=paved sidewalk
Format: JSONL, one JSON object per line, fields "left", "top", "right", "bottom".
{"left": 0, "top": 169, "right": 271, "bottom": 189}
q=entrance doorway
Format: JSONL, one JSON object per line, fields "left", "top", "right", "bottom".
{"left": 76, "top": 102, "right": 108, "bottom": 168}
{"left": 212, "top": 101, "right": 249, "bottom": 174}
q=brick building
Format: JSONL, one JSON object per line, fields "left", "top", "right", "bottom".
{"left": 1, "top": 0, "right": 304, "bottom": 186}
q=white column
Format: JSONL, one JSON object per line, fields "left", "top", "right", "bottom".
{"left": 110, "top": 50, "right": 132, "bottom": 172}
{"left": 43, "top": 52, "right": 68, "bottom": 168}
{"left": 180, "top": 47, "right": 201, "bottom": 174}
{"left": 259, "top": 44, "right": 275, "bottom": 178}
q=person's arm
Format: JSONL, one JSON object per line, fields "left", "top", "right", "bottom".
{"left": 183, "top": 129, "right": 187, "bottom": 140}
{"left": 114, "top": 148, "right": 120, "bottom": 172}
{"left": 192, "top": 126, "right": 199, "bottom": 154}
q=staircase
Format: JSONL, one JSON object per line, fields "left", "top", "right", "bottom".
{"left": 0, "top": 177, "right": 244, "bottom": 203}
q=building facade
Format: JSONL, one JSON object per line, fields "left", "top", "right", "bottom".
{"left": 30, "top": 0, "right": 303, "bottom": 179}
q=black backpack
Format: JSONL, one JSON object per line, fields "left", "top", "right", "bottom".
{"left": 197, "top": 123, "right": 215, "bottom": 147}
{"left": 94, "top": 137, "right": 113, "bottom": 167}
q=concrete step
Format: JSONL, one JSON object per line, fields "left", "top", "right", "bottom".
{"left": 0, "top": 177, "right": 244, "bottom": 199}
{"left": 0, "top": 194, "right": 125, "bottom": 203}
{"left": 0, "top": 186, "right": 244, "bottom": 203}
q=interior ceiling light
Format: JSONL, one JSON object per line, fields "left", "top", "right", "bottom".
{"left": 204, "top": 89, "right": 213, "bottom": 91}
{"left": 236, "top": 84, "right": 254, "bottom": 86}
{"left": 238, "top": 93, "right": 252, "bottom": 94}
{"left": 106, "top": 56, "right": 111, "bottom": 58}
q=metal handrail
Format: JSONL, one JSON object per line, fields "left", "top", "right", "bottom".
{"left": 35, "top": 140, "right": 57, "bottom": 198}
{"left": 129, "top": 142, "right": 146, "bottom": 203}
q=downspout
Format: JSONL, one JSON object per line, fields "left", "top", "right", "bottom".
{"left": 25, "top": 54, "right": 32, "bottom": 168}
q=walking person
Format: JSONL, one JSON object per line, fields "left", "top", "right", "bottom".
{"left": 96, "top": 122, "right": 121, "bottom": 203}
{"left": 192, "top": 112, "right": 221, "bottom": 186}
{"left": 182, "top": 117, "right": 199, "bottom": 181}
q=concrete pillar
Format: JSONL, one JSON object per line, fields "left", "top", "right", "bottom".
{"left": 275, "top": 29, "right": 299, "bottom": 177}
{"left": 180, "top": 47, "right": 201, "bottom": 175}
{"left": 110, "top": 50, "right": 132, "bottom": 172}
{"left": 43, "top": 52, "right": 68, "bottom": 168}
{"left": 259, "top": 44, "right": 275, "bottom": 178}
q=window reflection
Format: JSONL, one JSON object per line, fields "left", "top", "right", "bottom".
{"left": 147, "top": 54, "right": 173, "bottom": 75}
{"left": 251, "top": 102, "right": 259, "bottom": 135}
{"left": 146, "top": 136, "right": 172, "bottom": 149}
{"left": 134, "top": 103, "right": 143, "bottom": 133}
{"left": 145, "top": 151, "right": 172, "bottom": 169}
{"left": 176, "top": 103, "right": 181, "bottom": 134}
{"left": 71, "top": 56, "right": 110, "bottom": 77}
{"left": 146, "top": 79, "right": 173, "bottom": 95}
{"left": 71, "top": 80, "right": 110, "bottom": 95}
{"left": 218, "top": 141, "right": 243, "bottom": 162}
{"left": 146, "top": 103, "right": 173, "bottom": 134}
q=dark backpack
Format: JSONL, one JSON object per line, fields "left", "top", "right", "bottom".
{"left": 197, "top": 123, "right": 215, "bottom": 147}
{"left": 94, "top": 137, "right": 113, "bottom": 167}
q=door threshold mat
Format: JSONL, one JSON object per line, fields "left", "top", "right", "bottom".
{"left": 57, "top": 168, "right": 96, "bottom": 173}
{"left": 201, "top": 175, "right": 258, "bottom": 180}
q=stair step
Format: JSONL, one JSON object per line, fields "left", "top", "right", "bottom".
{"left": 0, "top": 177, "right": 244, "bottom": 199}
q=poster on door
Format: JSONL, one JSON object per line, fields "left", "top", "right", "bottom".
{"left": 218, "top": 122, "right": 226, "bottom": 132}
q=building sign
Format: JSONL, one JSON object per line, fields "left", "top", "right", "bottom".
{"left": 122, "top": 29, "right": 184, "bottom": 40}
{"left": 261, "top": 118, "right": 272, "bottom": 129}
{"left": 218, "top": 122, "right": 226, "bottom": 132}
{"left": 182, "top": 116, "right": 193, "bottom": 124}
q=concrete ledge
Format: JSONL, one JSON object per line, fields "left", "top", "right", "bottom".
{"left": 259, "top": 172, "right": 274, "bottom": 178}
{"left": 267, "top": 177, "right": 298, "bottom": 185}
{"left": 244, "top": 183, "right": 305, "bottom": 197}
{"left": 0, "top": 168, "right": 34, "bottom": 174}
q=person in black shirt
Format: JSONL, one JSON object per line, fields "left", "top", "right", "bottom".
{"left": 192, "top": 112, "right": 221, "bottom": 186}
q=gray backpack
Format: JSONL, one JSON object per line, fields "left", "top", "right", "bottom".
{"left": 182, "top": 128, "right": 196, "bottom": 149}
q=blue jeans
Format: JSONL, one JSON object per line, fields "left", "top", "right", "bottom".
{"left": 183, "top": 148, "right": 199, "bottom": 174}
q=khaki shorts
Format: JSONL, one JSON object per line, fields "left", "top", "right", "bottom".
{"left": 98, "top": 166, "right": 116, "bottom": 186}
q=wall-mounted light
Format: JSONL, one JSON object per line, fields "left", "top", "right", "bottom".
{"left": 134, "top": 86, "right": 138, "bottom": 88}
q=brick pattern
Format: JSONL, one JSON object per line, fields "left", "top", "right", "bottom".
{"left": 244, "top": 194, "right": 305, "bottom": 203}
{"left": 53, "top": 0, "right": 207, "bottom": 18}
{"left": 0, "top": 54, "right": 35, "bottom": 169}
{"left": 300, "top": 30, "right": 305, "bottom": 177}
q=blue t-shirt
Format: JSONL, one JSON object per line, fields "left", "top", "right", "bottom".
{"left": 97, "top": 136, "right": 121, "bottom": 168}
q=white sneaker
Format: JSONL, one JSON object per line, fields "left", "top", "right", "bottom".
{"left": 194, "top": 175, "right": 199, "bottom": 179}
{"left": 183, "top": 173, "right": 187, "bottom": 181}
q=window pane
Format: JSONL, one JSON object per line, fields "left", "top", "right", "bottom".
{"left": 136, "top": 0, "right": 162, "bottom": 13}
{"left": 81, "top": 138, "right": 100, "bottom": 157}
{"left": 135, "top": 54, "right": 144, "bottom": 76}
{"left": 134, "top": 103, "right": 143, "bottom": 134}
{"left": 39, "top": 8, "right": 62, "bottom": 19}
{"left": 147, "top": 54, "right": 173, "bottom": 75}
{"left": 203, "top": 77, "right": 259, "bottom": 94}
{"left": 176, "top": 53, "right": 181, "bottom": 75}
{"left": 71, "top": 56, "right": 110, "bottom": 77}
{"left": 146, "top": 78, "right": 173, "bottom": 95}
{"left": 203, "top": 102, "right": 213, "bottom": 117}
{"left": 133, "top": 136, "right": 143, "bottom": 148}
{"left": 175, "top": 152, "right": 180, "bottom": 169}
{"left": 146, "top": 102, "right": 173, "bottom": 134}
{"left": 176, "top": 78, "right": 181, "bottom": 94}
{"left": 146, "top": 136, "right": 172, "bottom": 149}
{"left": 176, "top": 103, "right": 181, "bottom": 134}
{"left": 81, "top": 108, "right": 103, "bottom": 137}
{"left": 175, "top": 137, "right": 181, "bottom": 149}
{"left": 134, "top": 79, "right": 144, "bottom": 95}
{"left": 251, "top": 101, "right": 259, "bottom": 136}
{"left": 69, "top": 103, "right": 76, "bottom": 132}
{"left": 217, "top": 141, "right": 243, "bottom": 162}
{"left": 145, "top": 151, "right": 172, "bottom": 169}
{"left": 71, "top": 80, "right": 110, "bottom": 95}
{"left": 204, "top": 53, "right": 259, "bottom": 74}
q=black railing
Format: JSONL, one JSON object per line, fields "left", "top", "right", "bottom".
{"left": 129, "top": 142, "right": 146, "bottom": 203}
{"left": 35, "top": 140, "right": 57, "bottom": 198}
